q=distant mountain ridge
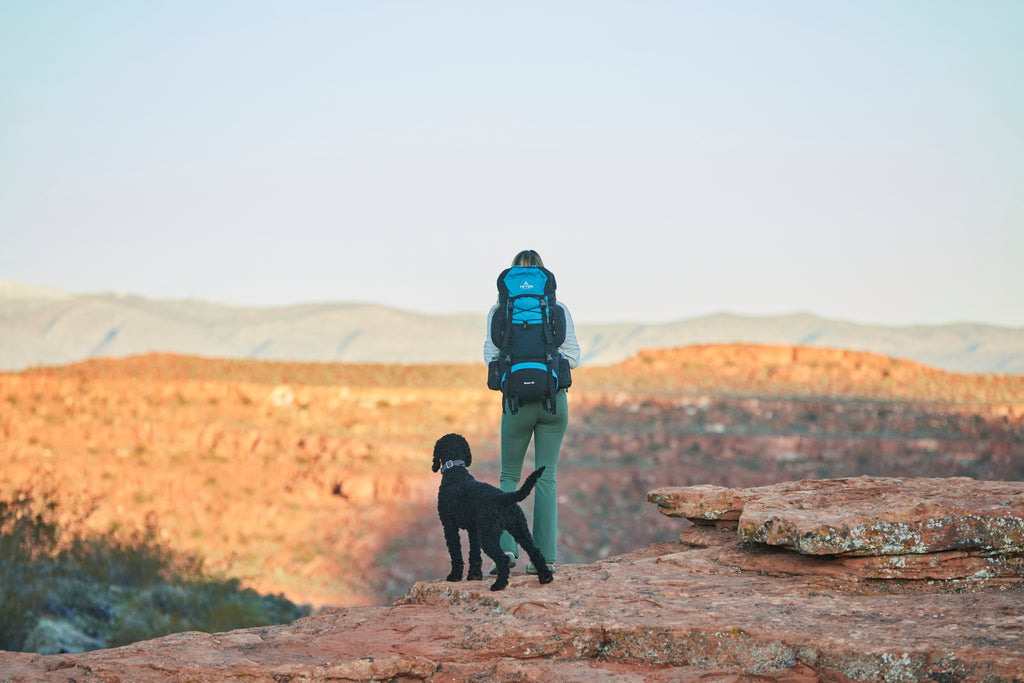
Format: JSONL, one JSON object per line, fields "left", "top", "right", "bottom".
{"left": 1, "top": 281, "right": 1021, "bottom": 374}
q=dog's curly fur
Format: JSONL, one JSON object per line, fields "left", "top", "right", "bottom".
{"left": 432, "top": 433, "right": 553, "bottom": 591}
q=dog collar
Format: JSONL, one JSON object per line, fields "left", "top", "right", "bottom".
{"left": 440, "top": 459, "right": 466, "bottom": 473}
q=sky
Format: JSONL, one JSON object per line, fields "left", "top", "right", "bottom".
{"left": 2, "top": 1, "right": 1022, "bottom": 327}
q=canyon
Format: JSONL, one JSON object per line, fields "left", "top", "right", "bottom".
{"left": 1, "top": 344, "right": 1022, "bottom": 680}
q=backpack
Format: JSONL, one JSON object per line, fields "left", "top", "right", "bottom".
{"left": 487, "top": 265, "right": 572, "bottom": 414}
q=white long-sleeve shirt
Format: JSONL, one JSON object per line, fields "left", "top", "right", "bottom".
{"left": 483, "top": 301, "right": 582, "bottom": 369}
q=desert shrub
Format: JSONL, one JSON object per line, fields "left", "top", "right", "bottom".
{"left": 0, "top": 491, "right": 63, "bottom": 651}
{"left": 0, "top": 489, "right": 307, "bottom": 654}
{"left": 110, "top": 577, "right": 302, "bottom": 644}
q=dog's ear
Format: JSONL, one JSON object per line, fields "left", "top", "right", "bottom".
{"left": 432, "top": 434, "right": 447, "bottom": 472}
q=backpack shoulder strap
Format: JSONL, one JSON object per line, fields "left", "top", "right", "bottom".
{"left": 496, "top": 267, "right": 513, "bottom": 306}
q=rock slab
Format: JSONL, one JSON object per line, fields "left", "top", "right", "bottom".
{"left": 650, "top": 476, "right": 1024, "bottom": 559}
{"left": 2, "top": 539, "right": 1023, "bottom": 682}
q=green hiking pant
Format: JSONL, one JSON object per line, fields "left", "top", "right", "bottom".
{"left": 499, "top": 390, "right": 568, "bottom": 563}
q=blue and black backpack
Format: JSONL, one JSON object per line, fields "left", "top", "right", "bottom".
{"left": 487, "top": 265, "right": 572, "bottom": 414}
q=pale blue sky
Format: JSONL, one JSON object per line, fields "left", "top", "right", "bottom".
{"left": 3, "top": 1, "right": 1022, "bottom": 326}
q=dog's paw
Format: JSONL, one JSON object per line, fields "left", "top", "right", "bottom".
{"left": 466, "top": 571, "right": 483, "bottom": 581}
{"left": 446, "top": 573, "right": 463, "bottom": 582}
{"left": 538, "top": 572, "right": 554, "bottom": 585}
{"left": 489, "top": 580, "right": 507, "bottom": 591}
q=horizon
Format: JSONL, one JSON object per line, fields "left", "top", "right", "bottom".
{"left": 3, "top": 278, "right": 1021, "bottom": 331}
{"left": 3, "top": 2, "right": 1022, "bottom": 329}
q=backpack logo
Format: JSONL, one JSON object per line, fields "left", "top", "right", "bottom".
{"left": 519, "top": 281, "right": 534, "bottom": 290}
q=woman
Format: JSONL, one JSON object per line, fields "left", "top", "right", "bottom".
{"left": 483, "top": 249, "right": 581, "bottom": 574}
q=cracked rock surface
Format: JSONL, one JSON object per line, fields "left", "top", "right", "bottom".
{"left": 3, "top": 525, "right": 1022, "bottom": 682}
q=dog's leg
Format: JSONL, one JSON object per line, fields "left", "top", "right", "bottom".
{"left": 508, "top": 513, "right": 553, "bottom": 585}
{"left": 466, "top": 528, "right": 483, "bottom": 581}
{"left": 481, "top": 530, "right": 510, "bottom": 591}
{"left": 442, "top": 521, "right": 464, "bottom": 582}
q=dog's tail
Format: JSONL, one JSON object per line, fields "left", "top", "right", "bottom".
{"left": 509, "top": 466, "right": 546, "bottom": 503}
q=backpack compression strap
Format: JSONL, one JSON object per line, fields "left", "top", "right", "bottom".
{"left": 500, "top": 297, "right": 516, "bottom": 414}
{"left": 544, "top": 352, "right": 558, "bottom": 414}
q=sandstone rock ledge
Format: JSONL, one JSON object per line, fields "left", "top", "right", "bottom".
{"left": 2, "top": 478, "right": 1023, "bottom": 682}
{"left": 648, "top": 476, "right": 1024, "bottom": 581}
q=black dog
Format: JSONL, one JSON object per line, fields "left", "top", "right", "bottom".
{"left": 432, "top": 433, "right": 553, "bottom": 591}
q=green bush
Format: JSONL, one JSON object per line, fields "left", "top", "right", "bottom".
{"left": 0, "top": 489, "right": 307, "bottom": 654}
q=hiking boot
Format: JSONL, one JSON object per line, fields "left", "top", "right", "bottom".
{"left": 488, "top": 552, "right": 516, "bottom": 575}
{"left": 527, "top": 562, "right": 555, "bottom": 575}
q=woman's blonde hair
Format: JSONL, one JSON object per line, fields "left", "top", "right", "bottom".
{"left": 512, "top": 250, "right": 544, "bottom": 268}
